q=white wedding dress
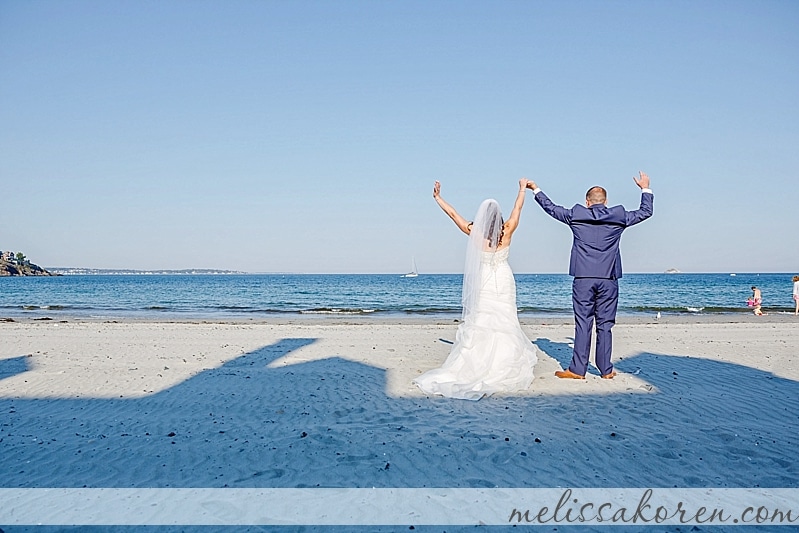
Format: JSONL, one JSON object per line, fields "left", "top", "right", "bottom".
{"left": 414, "top": 246, "right": 538, "bottom": 400}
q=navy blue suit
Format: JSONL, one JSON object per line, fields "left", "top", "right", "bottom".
{"left": 535, "top": 190, "right": 654, "bottom": 376}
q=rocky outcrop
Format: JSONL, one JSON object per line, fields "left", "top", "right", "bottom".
{"left": 0, "top": 259, "right": 59, "bottom": 276}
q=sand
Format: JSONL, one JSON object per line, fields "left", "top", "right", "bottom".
{"left": 1, "top": 316, "right": 798, "bottom": 529}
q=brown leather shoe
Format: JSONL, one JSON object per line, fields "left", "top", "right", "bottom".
{"left": 601, "top": 371, "right": 618, "bottom": 379}
{"left": 555, "top": 369, "right": 586, "bottom": 379}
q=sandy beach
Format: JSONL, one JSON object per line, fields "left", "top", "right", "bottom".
{"left": 1, "top": 316, "right": 798, "bottom": 529}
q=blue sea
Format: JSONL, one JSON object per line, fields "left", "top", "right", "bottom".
{"left": 1, "top": 273, "right": 796, "bottom": 320}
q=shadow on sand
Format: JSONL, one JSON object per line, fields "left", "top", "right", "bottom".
{"left": 2, "top": 336, "right": 798, "bottom": 531}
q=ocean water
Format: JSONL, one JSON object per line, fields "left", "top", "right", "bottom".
{"left": 1, "top": 273, "right": 796, "bottom": 320}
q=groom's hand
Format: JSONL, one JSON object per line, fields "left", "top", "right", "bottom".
{"left": 525, "top": 179, "right": 538, "bottom": 191}
{"left": 633, "top": 171, "right": 650, "bottom": 190}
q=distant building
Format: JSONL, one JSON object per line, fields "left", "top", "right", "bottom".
{"left": 1, "top": 251, "right": 15, "bottom": 262}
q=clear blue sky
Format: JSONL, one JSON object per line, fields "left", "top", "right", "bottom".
{"left": 2, "top": 1, "right": 797, "bottom": 273}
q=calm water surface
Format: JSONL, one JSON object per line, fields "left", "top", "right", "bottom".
{"left": 1, "top": 273, "right": 795, "bottom": 320}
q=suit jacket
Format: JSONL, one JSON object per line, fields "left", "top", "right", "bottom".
{"left": 535, "top": 191, "right": 654, "bottom": 279}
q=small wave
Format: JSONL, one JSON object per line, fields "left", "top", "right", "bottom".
{"left": 233, "top": 308, "right": 294, "bottom": 314}
{"left": 300, "top": 308, "right": 377, "bottom": 315}
{"left": 402, "top": 307, "right": 459, "bottom": 315}
{"left": 517, "top": 306, "right": 573, "bottom": 314}
{"left": 22, "top": 305, "right": 68, "bottom": 311}
{"left": 628, "top": 305, "right": 752, "bottom": 314}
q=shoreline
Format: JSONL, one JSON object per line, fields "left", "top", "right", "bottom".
{"left": 2, "top": 311, "right": 797, "bottom": 326}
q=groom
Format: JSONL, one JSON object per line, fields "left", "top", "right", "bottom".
{"left": 527, "top": 172, "right": 654, "bottom": 379}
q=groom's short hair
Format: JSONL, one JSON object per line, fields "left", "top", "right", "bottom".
{"left": 586, "top": 186, "right": 607, "bottom": 205}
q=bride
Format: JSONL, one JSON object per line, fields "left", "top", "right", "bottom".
{"left": 414, "top": 179, "right": 538, "bottom": 400}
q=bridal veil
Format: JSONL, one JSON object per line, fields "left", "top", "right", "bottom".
{"left": 461, "top": 199, "right": 503, "bottom": 323}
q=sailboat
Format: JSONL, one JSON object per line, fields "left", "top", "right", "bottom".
{"left": 401, "top": 257, "right": 419, "bottom": 278}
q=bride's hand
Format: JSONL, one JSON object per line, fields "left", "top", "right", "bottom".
{"left": 433, "top": 181, "right": 441, "bottom": 199}
{"left": 519, "top": 178, "right": 531, "bottom": 190}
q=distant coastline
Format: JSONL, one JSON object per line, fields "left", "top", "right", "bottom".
{"left": 0, "top": 251, "right": 58, "bottom": 277}
{"left": 47, "top": 268, "right": 247, "bottom": 275}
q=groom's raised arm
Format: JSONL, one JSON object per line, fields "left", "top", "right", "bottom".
{"left": 526, "top": 181, "right": 573, "bottom": 224}
{"left": 624, "top": 171, "right": 654, "bottom": 227}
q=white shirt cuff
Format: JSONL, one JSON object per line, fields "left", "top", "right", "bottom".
{"left": 641, "top": 188, "right": 653, "bottom": 194}
{"left": 532, "top": 188, "right": 542, "bottom": 194}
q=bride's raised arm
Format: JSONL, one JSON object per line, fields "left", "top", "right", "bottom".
{"left": 502, "top": 178, "right": 530, "bottom": 238}
{"left": 433, "top": 181, "right": 472, "bottom": 235}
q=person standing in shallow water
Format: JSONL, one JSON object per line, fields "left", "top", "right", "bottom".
{"left": 750, "top": 286, "right": 763, "bottom": 316}
{"left": 792, "top": 276, "right": 799, "bottom": 316}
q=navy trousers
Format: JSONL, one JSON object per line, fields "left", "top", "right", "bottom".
{"left": 570, "top": 277, "right": 619, "bottom": 376}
